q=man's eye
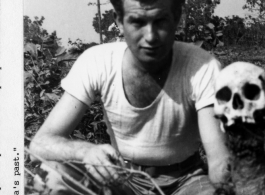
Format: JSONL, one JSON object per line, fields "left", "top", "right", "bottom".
{"left": 131, "top": 19, "right": 145, "bottom": 26}
{"left": 157, "top": 18, "right": 167, "bottom": 24}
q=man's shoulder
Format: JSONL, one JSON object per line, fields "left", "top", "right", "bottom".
{"left": 84, "top": 42, "right": 127, "bottom": 56}
{"left": 173, "top": 41, "right": 214, "bottom": 62}
{"left": 172, "top": 41, "right": 221, "bottom": 75}
{"left": 76, "top": 42, "right": 127, "bottom": 76}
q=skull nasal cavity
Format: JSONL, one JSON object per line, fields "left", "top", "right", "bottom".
{"left": 232, "top": 93, "right": 244, "bottom": 109}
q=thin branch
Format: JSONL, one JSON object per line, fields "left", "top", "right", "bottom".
{"left": 25, "top": 185, "right": 36, "bottom": 191}
{"left": 67, "top": 160, "right": 166, "bottom": 195}
{"left": 25, "top": 136, "right": 166, "bottom": 195}
{"left": 25, "top": 167, "right": 35, "bottom": 178}
{"left": 25, "top": 147, "right": 98, "bottom": 195}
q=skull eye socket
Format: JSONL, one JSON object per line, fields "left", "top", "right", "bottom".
{"left": 243, "top": 83, "right": 260, "bottom": 100}
{"left": 216, "top": 86, "right": 232, "bottom": 103}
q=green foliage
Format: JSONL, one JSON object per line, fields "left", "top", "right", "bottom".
{"left": 24, "top": 17, "right": 108, "bottom": 194}
{"left": 24, "top": 16, "right": 46, "bottom": 44}
{"left": 93, "top": 9, "right": 120, "bottom": 43}
{"left": 243, "top": 0, "right": 265, "bottom": 22}
{"left": 174, "top": 0, "right": 224, "bottom": 50}
{"left": 242, "top": 0, "right": 265, "bottom": 46}
{"left": 24, "top": 54, "right": 64, "bottom": 143}
{"left": 222, "top": 16, "right": 246, "bottom": 45}
{"left": 67, "top": 39, "right": 98, "bottom": 55}
{"left": 176, "top": 0, "right": 265, "bottom": 49}
{"left": 221, "top": 14, "right": 265, "bottom": 46}
{"left": 72, "top": 100, "right": 110, "bottom": 144}
{"left": 24, "top": 17, "right": 104, "bottom": 147}
{"left": 24, "top": 16, "right": 60, "bottom": 57}
{"left": 184, "top": 0, "right": 220, "bottom": 29}
{"left": 91, "top": 1, "right": 265, "bottom": 49}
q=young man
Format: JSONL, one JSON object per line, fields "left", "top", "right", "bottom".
{"left": 30, "top": 0, "right": 230, "bottom": 194}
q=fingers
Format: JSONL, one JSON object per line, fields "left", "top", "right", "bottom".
{"left": 85, "top": 163, "right": 112, "bottom": 185}
{"left": 83, "top": 145, "right": 124, "bottom": 185}
{"left": 103, "top": 145, "right": 126, "bottom": 169}
{"left": 117, "top": 152, "right": 126, "bottom": 168}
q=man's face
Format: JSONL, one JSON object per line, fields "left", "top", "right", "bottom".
{"left": 118, "top": 0, "right": 179, "bottom": 64}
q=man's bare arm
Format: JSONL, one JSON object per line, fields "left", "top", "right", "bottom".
{"left": 197, "top": 106, "right": 230, "bottom": 186}
{"left": 29, "top": 92, "right": 124, "bottom": 183}
{"left": 29, "top": 92, "right": 92, "bottom": 162}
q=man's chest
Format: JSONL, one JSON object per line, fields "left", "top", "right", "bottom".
{"left": 122, "top": 70, "right": 167, "bottom": 108}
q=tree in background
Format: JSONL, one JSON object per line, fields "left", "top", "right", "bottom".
{"left": 92, "top": 1, "right": 223, "bottom": 48}
{"left": 24, "top": 16, "right": 106, "bottom": 195}
{"left": 91, "top": 0, "right": 265, "bottom": 48}
{"left": 24, "top": 16, "right": 60, "bottom": 58}
{"left": 242, "top": 0, "right": 265, "bottom": 45}
{"left": 182, "top": 0, "right": 221, "bottom": 40}
{"left": 174, "top": 0, "right": 224, "bottom": 50}
{"left": 24, "top": 16, "right": 99, "bottom": 146}
{"left": 24, "top": 16, "right": 46, "bottom": 43}
{"left": 222, "top": 16, "right": 246, "bottom": 45}
{"left": 244, "top": 0, "right": 265, "bottom": 22}
{"left": 92, "top": 9, "right": 120, "bottom": 43}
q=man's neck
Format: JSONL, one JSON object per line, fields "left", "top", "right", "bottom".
{"left": 125, "top": 49, "right": 173, "bottom": 75}
{"left": 122, "top": 48, "right": 173, "bottom": 107}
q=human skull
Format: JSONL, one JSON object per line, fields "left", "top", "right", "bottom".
{"left": 214, "top": 62, "right": 265, "bottom": 131}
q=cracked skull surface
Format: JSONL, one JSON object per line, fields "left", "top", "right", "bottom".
{"left": 214, "top": 62, "right": 265, "bottom": 130}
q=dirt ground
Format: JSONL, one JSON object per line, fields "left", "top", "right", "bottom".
{"left": 214, "top": 44, "right": 265, "bottom": 68}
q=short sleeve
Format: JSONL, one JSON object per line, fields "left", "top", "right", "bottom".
{"left": 61, "top": 48, "right": 101, "bottom": 106}
{"left": 191, "top": 58, "right": 221, "bottom": 111}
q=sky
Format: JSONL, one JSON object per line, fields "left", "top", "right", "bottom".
{"left": 24, "top": 0, "right": 250, "bottom": 46}
{"left": 24, "top": 0, "right": 113, "bottom": 46}
{"left": 214, "top": 0, "right": 249, "bottom": 18}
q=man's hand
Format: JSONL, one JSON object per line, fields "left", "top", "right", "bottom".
{"left": 80, "top": 144, "right": 125, "bottom": 185}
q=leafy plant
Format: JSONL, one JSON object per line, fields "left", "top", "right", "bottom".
{"left": 92, "top": 9, "right": 120, "bottom": 43}
{"left": 24, "top": 16, "right": 108, "bottom": 195}
{"left": 24, "top": 17, "right": 105, "bottom": 145}
{"left": 174, "top": 0, "right": 223, "bottom": 49}
{"left": 221, "top": 15, "right": 246, "bottom": 45}
{"left": 243, "top": 0, "right": 265, "bottom": 22}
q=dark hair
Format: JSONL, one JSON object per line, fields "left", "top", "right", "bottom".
{"left": 110, "top": 0, "right": 185, "bottom": 21}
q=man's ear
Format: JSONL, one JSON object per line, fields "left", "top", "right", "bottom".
{"left": 113, "top": 12, "right": 124, "bottom": 35}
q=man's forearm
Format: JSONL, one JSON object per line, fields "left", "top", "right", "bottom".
{"left": 198, "top": 107, "right": 231, "bottom": 185}
{"left": 206, "top": 143, "right": 230, "bottom": 185}
{"left": 29, "top": 133, "right": 95, "bottom": 163}
{"left": 29, "top": 92, "right": 93, "bottom": 163}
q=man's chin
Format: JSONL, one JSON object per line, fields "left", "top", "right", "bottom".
{"left": 137, "top": 55, "right": 164, "bottom": 64}
{"left": 137, "top": 51, "right": 169, "bottom": 64}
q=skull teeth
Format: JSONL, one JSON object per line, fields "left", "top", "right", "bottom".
{"left": 214, "top": 62, "right": 265, "bottom": 131}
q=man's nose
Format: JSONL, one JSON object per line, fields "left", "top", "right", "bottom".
{"left": 144, "top": 24, "right": 158, "bottom": 44}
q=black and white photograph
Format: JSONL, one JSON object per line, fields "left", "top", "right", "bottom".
{"left": 1, "top": 0, "right": 265, "bottom": 194}
{"left": 0, "top": 1, "right": 24, "bottom": 195}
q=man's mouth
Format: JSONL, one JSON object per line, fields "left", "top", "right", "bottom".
{"left": 142, "top": 45, "right": 160, "bottom": 50}
{"left": 141, "top": 46, "right": 161, "bottom": 53}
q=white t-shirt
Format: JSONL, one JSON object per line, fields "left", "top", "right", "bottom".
{"left": 61, "top": 41, "right": 221, "bottom": 166}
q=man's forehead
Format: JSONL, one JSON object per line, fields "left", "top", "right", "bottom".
{"left": 126, "top": 9, "right": 170, "bottom": 19}
{"left": 123, "top": 0, "right": 172, "bottom": 9}
{"left": 123, "top": 0, "right": 172, "bottom": 12}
